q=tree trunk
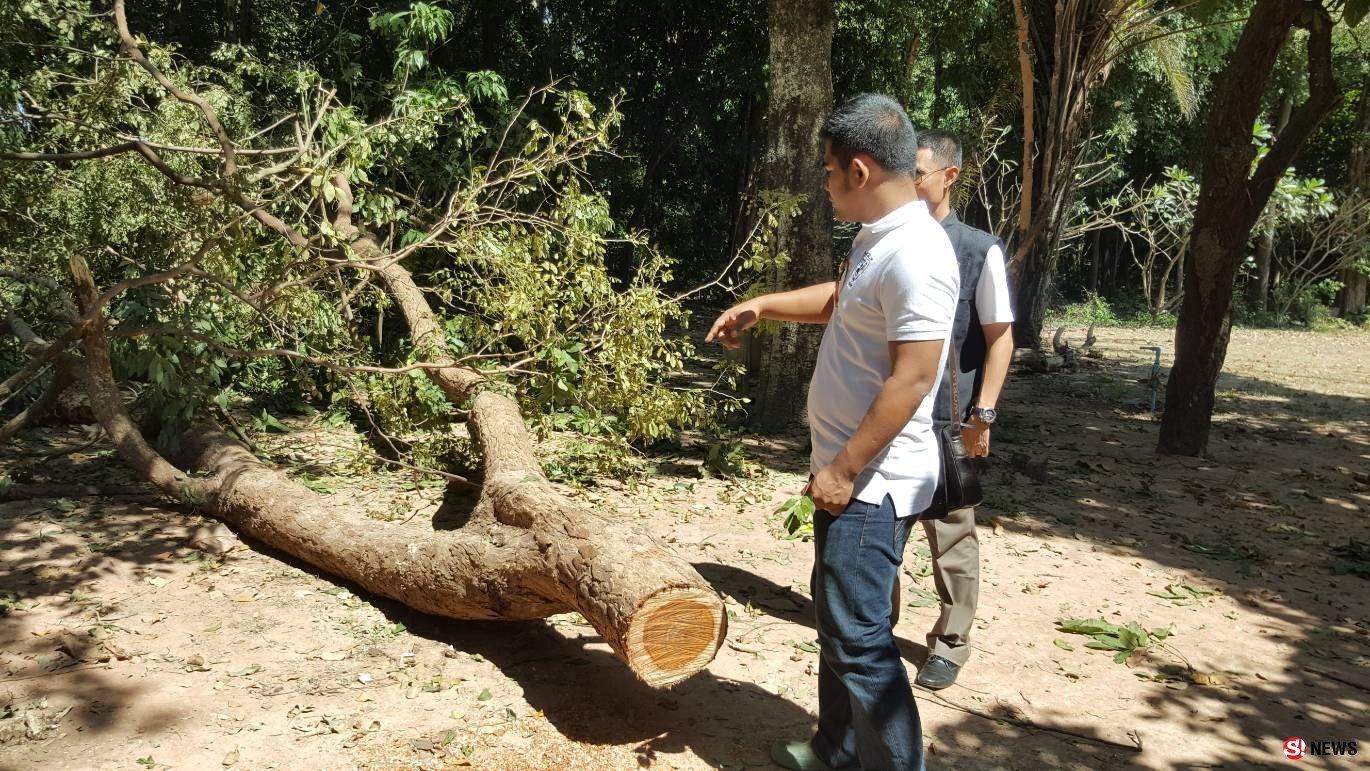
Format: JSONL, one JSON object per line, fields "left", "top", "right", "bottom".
{"left": 1011, "top": 0, "right": 1035, "bottom": 246}
{"left": 1346, "top": 73, "right": 1370, "bottom": 192}
{"left": 931, "top": 46, "right": 946, "bottom": 126}
{"left": 1339, "top": 74, "right": 1370, "bottom": 318}
{"left": 1250, "top": 230, "right": 1275, "bottom": 311}
{"left": 748, "top": 0, "right": 834, "bottom": 431}
{"left": 1158, "top": 0, "right": 1341, "bottom": 456}
{"left": 1088, "top": 230, "right": 1100, "bottom": 296}
{"left": 13, "top": 0, "right": 731, "bottom": 689}
{"left": 726, "top": 94, "right": 762, "bottom": 263}
{"left": 172, "top": 422, "right": 726, "bottom": 688}
{"left": 1248, "top": 91, "right": 1294, "bottom": 311}
{"left": 1009, "top": 0, "right": 1123, "bottom": 349}
{"left": 0, "top": 313, "right": 80, "bottom": 444}
{"left": 1339, "top": 269, "right": 1368, "bottom": 316}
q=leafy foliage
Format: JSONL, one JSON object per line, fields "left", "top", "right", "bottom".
{"left": 776, "top": 495, "right": 816, "bottom": 540}
{"left": 0, "top": 0, "right": 789, "bottom": 479}
{"left": 1056, "top": 617, "right": 1175, "bottom": 664}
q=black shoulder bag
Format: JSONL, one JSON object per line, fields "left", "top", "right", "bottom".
{"left": 932, "top": 342, "right": 983, "bottom": 513}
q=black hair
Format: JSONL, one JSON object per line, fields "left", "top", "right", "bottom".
{"left": 916, "top": 129, "right": 963, "bottom": 170}
{"left": 821, "top": 93, "right": 919, "bottom": 175}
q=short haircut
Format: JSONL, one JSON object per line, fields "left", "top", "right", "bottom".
{"left": 822, "top": 93, "right": 919, "bottom": 175}
{"left": 917, "top": 129, "right": 963, "bottom": 170}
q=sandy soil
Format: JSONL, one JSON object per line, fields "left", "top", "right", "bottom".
{"left": 2, "top": 325, "right": 1368, "bottom": 770}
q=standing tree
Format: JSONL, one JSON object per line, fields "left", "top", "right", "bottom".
{"left": 1337, "top": 72, "right": 1370, "bottom": 316}
{"left": 1158, "top": 0, "right": 1349, "bottom": 456}
{"left": 747, "top": 0, "right": 835, "bottom": 429}
{"left": 1009, "top": 0, "right": 1197, "bottom": 348}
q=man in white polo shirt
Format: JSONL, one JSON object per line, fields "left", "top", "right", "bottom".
{"left": 707, "top": 94, "right": 958, "bottom": 771}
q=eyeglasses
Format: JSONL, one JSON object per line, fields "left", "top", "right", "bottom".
{"left": 914, "top": 165, "right": 950, "bottom": 184}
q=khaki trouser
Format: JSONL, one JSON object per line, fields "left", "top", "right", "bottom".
{"left": 891, "top": 506, "right": 979, "bottom": 666}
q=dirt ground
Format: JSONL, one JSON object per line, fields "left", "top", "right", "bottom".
{"left": 2, "top": 325, "right": 1369, "bottom": 770}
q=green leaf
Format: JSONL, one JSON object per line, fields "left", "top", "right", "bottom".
{"left": 1056, "top": 617, "right": 1121, "bottom": 637}
{"left": 1053, "top": 638, "right": 1075, "bottom": 652}
{"left": 905, "top": 586, "right": 939, "bottom": 608}
{"left": 255, "top": 409, "right": 292, "bottom": 434}
{"left": 476, "top": 688, "right": 492, "bottom": 701}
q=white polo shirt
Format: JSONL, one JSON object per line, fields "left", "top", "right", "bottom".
{"left": 806, "top": 199, "right": 960, "bottom": 518}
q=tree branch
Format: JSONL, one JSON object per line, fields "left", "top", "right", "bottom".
{"left": 0, "top": 142, "right": 141, "bottom": 162}
{"left": 68, "top": 253, "right": 216, "bottom": 499}
{"left": 1248, "top": 4, "right": 1341, "bottom": 210}
{"left": 112, "top": 0, "right": 238, "bottom": 180}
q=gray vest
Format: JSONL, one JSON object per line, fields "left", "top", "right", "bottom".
{"left": 934, "top": 211, "right": 1003, "bottom": 427}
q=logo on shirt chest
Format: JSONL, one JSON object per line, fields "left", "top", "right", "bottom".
{"left": 842, "top": 250, "right": 874, "bottom": 292}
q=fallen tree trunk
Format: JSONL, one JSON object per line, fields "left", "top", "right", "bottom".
{"left": 173, "top": 423, "right": 726, "bottom": 686}
{"left": 66, "top": 250, "right": 728, "bottom": 687}
{"left": 0, "top": 313, "right": 82, "bottom": 444}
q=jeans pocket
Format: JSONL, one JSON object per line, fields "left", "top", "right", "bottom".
{"left": 893, "top": 513, "right": 915, "bottom": 558}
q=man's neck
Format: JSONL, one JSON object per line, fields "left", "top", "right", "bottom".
{"left": 861, "top": 180, "right": 921, "bottom": 224}
{"left": 933, "top": 198, "right": 952, "bottom": 223}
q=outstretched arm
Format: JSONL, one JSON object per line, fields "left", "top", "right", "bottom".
{"left": 705, "top": 281, "right": 838, "bottom": 349}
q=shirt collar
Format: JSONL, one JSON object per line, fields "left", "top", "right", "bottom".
{"left": 861, "top": 198, "right": 928, "bottom": 236}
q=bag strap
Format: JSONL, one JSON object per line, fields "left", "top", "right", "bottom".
{"left": 947, "top": 336, "right": 962, "bottom": 430}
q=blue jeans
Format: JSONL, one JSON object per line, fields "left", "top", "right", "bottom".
{"left": 811, "top": 495, "right": 923, "bottom": 771}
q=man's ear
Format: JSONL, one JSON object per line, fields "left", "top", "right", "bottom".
{"left": 849, "top": 156, "right": 872, "bottom": 188}
{"left": 944, "top": 165, "right": 961, "bottom": 188}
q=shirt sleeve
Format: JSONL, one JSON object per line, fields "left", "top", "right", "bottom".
{"left": 878, "top": 244, "right": 959, "bottom": 342}
{"left": 975, "top": 244, "right": 1016, "bottom": 324}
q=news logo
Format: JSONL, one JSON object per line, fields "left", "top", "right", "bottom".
{"left": 1283, "top": 736, "right": 1357, "bottom": 760}
{"left": 1285, "top": 738, "right": 1305, "bottom": 760}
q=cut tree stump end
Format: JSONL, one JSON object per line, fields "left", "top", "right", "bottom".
{"left": 625, "top": 587, "right": 727, "bottom": 687}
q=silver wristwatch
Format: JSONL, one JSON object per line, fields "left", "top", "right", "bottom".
{"left": 970, "top": 406, "right": 997, "bottom": 425}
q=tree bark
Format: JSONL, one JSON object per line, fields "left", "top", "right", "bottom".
{"left": 172, "top": 423, "right": 725, "bottom": 687}
{"left": 1011, "top": 0, "right": 1035, "bottom": 245}
{"left": 1338, "top": 269, "right": 1368, "bottom": 316}
{"left": 749, "top": 0, "right": 834, "bottom": 431}
{"left": 1009, "top": 0, "right": 1122, "bottom": 349}
{"left": 1249, "top": 91, "right": 1294, "bottom": 311}
{"left": 0, "top": 312, "right": 82, "bottom": 444}
{"left": 1338, "top": 74, "right": 1370, "bottom": 318}
{"left": 1158, "top": 0, "right": 1341, "bottom": 456}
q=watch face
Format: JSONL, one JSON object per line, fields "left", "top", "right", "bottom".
{"left": 978, "top": 408, "right": 997, "bottom": 424}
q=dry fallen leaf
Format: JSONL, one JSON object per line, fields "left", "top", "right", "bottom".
{"left": 56, "top": 631, "right": 100, "bottom": 662}
{"left": 1190, "top": 671, "right": 1231, "bottom": 687}
{"left": 102, "top": 641, "right": 132, "bottom": 661}
{"left": 221, "top": 748, "right": 239, "bottom": 767}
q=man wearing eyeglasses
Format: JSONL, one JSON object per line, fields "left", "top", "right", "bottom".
{"left": 901, "top": 130, "right": 1016, "bottom": 691}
